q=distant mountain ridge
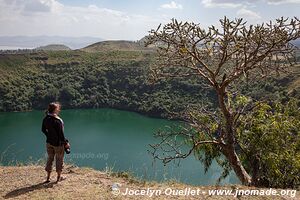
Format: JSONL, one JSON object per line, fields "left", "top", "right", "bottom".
{"left": 81, "top": 40, "right": 153, "bottom": 52}
{"left": 0, "top": 36, "right": 103, "bottom": 49}
{"left": 36, "top": 44, "right": 71, "bottom": 51}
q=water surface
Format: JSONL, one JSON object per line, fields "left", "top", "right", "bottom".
{"left": 0, "top": 108, "right": 238, "bottom": 185}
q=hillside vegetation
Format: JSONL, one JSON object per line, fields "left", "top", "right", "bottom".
{"left": 0, "top": 49, "right": 211, "bottom": 117}
{"left": 0, "top": 41, "right": 299, "bottom": 118}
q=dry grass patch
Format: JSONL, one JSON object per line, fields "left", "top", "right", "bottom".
{"left": 0, "top": 165, "right": 298, "bottom": 200}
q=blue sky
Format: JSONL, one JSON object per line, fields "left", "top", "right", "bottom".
{"left": 0, "top": 0, "right": 299, "bottom": 40}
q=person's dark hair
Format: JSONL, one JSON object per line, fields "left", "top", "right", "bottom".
{"left": 45, "top": 102, "right": 61, "bottom": 114}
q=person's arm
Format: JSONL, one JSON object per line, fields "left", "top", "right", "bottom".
{"left": 41, "top": 118, "right": 48, "bottom": 136}
{"left": 56, "top": 120, "right": 66, "bottom": 144}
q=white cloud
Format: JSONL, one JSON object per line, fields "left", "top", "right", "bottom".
{"left": 0, "top": 0, "right": 165, "bottom": 40}
{"left": 28, "top": 0, "right": 63, "bottom": 12}
{"left": 237, "top": 8, "right": 261, "bottom": 20}
{"left": 160, "top": 1, "right": 183, "bottom": 9}
{"left": 201, "top": 0, "right": 243, "bottom": 8}
{"left": 0, "top": 0, "right": 63, "bottom": 14}
{"left": 202, "top": 0, "right": 300, "bottom": 8}
{"left": 266, "top": 0, "right": 300, "bottom": 4}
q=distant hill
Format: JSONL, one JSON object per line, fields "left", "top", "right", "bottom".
{"left": 0, "top": 36, "right": 103, "bottom": 49}
{"left": 36, "top": 44, "right": 71, "bottom": 51}
{"left": 137, "top": 36, "right": 149, "bottom": 46}
{"left": 81, "top": 40, "right": 153, "bottom": 52}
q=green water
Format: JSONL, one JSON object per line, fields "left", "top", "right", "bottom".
{"left": 0, "top": 108, "right": 238, "bottom": 185}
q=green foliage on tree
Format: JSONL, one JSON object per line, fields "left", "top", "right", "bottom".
{"left": 237, "top": 99, "right": 300, "bottom": 188}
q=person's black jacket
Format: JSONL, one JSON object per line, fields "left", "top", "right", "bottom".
{"left": 42, "top": 114, "right": 66, "bottom": 146}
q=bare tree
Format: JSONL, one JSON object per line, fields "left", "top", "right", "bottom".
{"left": 146, "top": 17, "right": 300, "bottom": 186}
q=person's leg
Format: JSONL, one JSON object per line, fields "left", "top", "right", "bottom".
{"left": 45, "top": 143, "right": 55, "bottom": 182}
{"left": 54, "top": 145, "right": 65, "bottom": 182}
{"left": 46, "top": 171, "right": 51, "bottom": 182}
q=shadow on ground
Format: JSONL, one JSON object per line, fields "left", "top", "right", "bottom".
{"left": 3, "top": 181, "right": 56, "bottom": 199}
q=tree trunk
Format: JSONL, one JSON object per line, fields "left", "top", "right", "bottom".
{"left": 250, "top": 155, "right": 260, "bottom": 186}
{"left": 216, "top": 87, "right": 252, "bottom": 185}
{"left": 222, "top": 145, "right": 252, "bottom": 185}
